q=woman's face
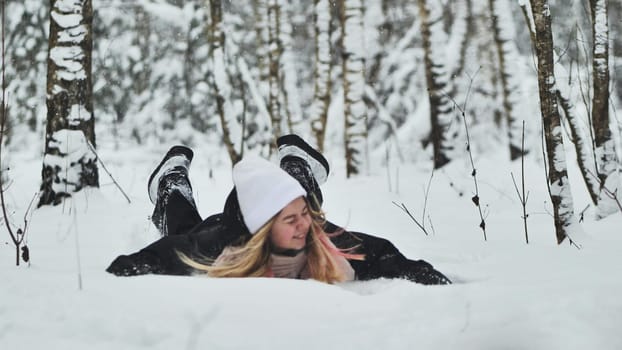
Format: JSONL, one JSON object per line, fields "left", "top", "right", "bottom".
{"left": 270, "top": 197, "right": 311, "bottom": 251}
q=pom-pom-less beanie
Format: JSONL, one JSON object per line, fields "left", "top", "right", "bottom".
{"left": 233, "top": 156, "right": 306, "bottom": 234}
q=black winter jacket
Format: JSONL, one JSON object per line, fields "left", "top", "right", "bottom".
{"left": 107, "top": 213, "right": 451, "bottom": 285}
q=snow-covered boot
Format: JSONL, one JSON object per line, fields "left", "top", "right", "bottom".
{"left": 277, "top": 134, "right": 329, "bottom": 210}
{"left": 148, "top": 146, "right": 196, "bottom": 235}
{"left": 277, "top": 134, "right": 329, "bottom": 184}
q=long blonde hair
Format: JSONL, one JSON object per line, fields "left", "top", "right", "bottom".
{"left": 178, "top": 204, "right": 363, "bottom": 284}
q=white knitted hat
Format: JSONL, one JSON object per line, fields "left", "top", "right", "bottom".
{"left": 233, "top": 156, "right": 306, "bottom": 234}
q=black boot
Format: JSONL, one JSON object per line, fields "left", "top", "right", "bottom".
{"left": 277, "top": 134, "right": 329, "bottom": 184}
{"left": 277, "top": 134, "right": 330, "bottom": 210}
{"left": 148, "top": 146, "right": 197, "bottom": 236}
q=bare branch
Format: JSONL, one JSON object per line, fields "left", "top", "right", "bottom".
{"left": 392, "top": 201, "right": 429, "bottom": 236}
{"left": 85, "top": 140, "right": 131, "bottom": 204}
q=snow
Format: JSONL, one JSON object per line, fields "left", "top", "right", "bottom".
{"left": 51, "top": 11, "right": 83, "bottom": 29}
{"left": 2, "top": 141, "right": 622, "bottom": 349}
{"left": 50, "top": 46, "right": 86, "bottom": 81}
{"left": 3, "top": 0, "right": 622, "bottom": 348}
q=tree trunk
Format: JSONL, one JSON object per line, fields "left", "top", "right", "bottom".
{"left": 310, "top": 0, "right": 332, "bottom": 152}
{"left": 417, "top": 0, "right": 454, "bottom": 169}
{"left": 590, "top": 0, "right": 620, "bottom": 218}
{"left": 279, "top": 1, "right": 305, "bottom": 137}
{"left": 340, "top": 0, "right": 368, "bottom": 177}
{"left": 447, "top": 0, "right": 471, "bottom": 78}
{"left": 208, "top": 0, "right": 242, "bottom": 164}
{"left": 40, "top": 0, "right": 98, "bottom": 207}
{"left": 132, "top": 5, "right": 151, "bottom": 95}
{"left": 520, "top": 1, "right": 600, "bottom": 210}
{"left": 490, "top": 0, "right": 526, "bottom": 160}
{"left": 253, "top": 0, "right": 269, "bottom": 85}
{"left": 529, "top": 0, "right": 580, "bottom": 244}
{"left": 267, "top": 0, "right": 283, "bottom": 147}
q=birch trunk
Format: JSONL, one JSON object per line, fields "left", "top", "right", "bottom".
{"left": 447, "top": 0, "right": 471, "bottom": 77}
{"left": 310, "top": 0, "right": 332, "bottom": 152}
{"left": 520, "top": 1, "right": 600, "bottom": 208}
{"left": 208, "top": 0, "right": 242, "bottom": 164}
{"left": 267, "top": 0, "right": 283, "bottom": 146}
{"left": 490, "top": 0, "right": 525, "bottom": 160}
{"left": 417, "top": 0, "right": 454, "bottom": 169}
{"left": 279, "top": 1, "right": 305, "bottom": 137}
{"left": 589, "top": 0, "right": 620, "bottom": 218}
{"left": 40, "top": 0, "right": 98, "bottom": 207}
{"left": 529, "top": 0, "right": 581, "bottom": 244}
{"left": 253, "top": 0, "right": 269, "bottom": 86}
{"left": 340, "top": 0, "right": 368, "bottom": 177}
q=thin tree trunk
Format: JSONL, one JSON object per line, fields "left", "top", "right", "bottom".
{"left": 208, "top": 0, "right": 242, "bottom": 164}
{"left": 490, "top": 0, "right": 526, "bottom": 160}
{"left": 253, "top": 0, "right": 269, "bottom": 85}
{"left": 340, "top": 0, "right": 368, "bottom": 177}
{"left": 40, "top": 0, "right": 98, "bottom": 207}
{"left": 310, "top": 0, "right": 332, "bottom": 152}
{"left": 447, "top": 0, "right": 471, "bottom": 78}
{"left": 366, "top": 0, "right": 391, "bottom": 87}
{"left": 589, "top": 0, "right": 620, "bottom": 218}
{"left": 279, "top": 1, "right": 305, "bottom": 137}
{"left": 520, "top": 1, "right": 600, "bottom": 208}
{"left": 132, "top": 6, "right": 151, "bottom": 95}
{"left": 267, "top": 0, "right": 283, "bottom": 147}
{"left": 417, "top": 0, "right": 454, "bottom": 169}
{"left": 529, "top": 0, "right": 581, "bottom": 244}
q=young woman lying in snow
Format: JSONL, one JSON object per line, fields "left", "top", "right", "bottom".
{"left": 106, "top": 135, "right": 451, "bottom": 285}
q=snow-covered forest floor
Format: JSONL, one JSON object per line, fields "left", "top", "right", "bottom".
{"left": 1, "top": 140, "right": 621, "bottom": 350}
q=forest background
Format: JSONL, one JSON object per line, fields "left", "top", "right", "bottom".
{"left": 4, "top": 0, "right": 621, "bottom": 241}
{"left": 1, "top": 1, "right": 622, "bottom": 348}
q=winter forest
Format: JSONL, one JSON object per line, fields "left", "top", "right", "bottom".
{"left": 2, "top": 0, "right": 622, "bottom": 349}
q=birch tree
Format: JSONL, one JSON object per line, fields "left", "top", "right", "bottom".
{"left": 267, "top": 0, "right": 283, "bottom": 144}
{"left": 208, "top": 0, "right": 242, "bottom": 164}
{"left": 279, "top": 1, "right": 306, "bottom": 137}
{"left": 489, "top": 0, "right": 526, "bottom": 160}
{"left": 310, "top": 0, "right": 332, "bottom": 152}
{"left": 520, "top": 1, "right": 600, "bottom": 208}
{"left": 589, "top": 0, "right": 620, "bottom": 218}
{"left": 340, "top": 0, "right": 368, "bottom": 177}
{"left": 446, "top": 0, "right": 471, "bottom": 78}
{"left": 253, "top": 0, "right": 269, "bottom": 86}
{"left": 40, "top": 0, "right": 98, "bottom": 206}
{"left": 417, "top": 0, "right": 454, "bottom": 169}
{"left": 528, "top": 0, "right": 581, "bottom": 244}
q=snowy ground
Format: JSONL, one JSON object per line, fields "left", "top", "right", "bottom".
{"left": 1, "top": 143, "right": 621, "bottom": 350}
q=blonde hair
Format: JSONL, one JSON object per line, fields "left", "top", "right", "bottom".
{"left": 178, "top": 203, "right": 363, "bottom": 284}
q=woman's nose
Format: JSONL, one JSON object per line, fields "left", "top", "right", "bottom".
{"left": 295, "top": 216, "right": 308, "bottom": 230}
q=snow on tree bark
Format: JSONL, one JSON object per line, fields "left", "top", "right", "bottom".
{"left": 340, "top": 0, "right": 368, "bottom": 177}
{"left": 208, "top": 0, "right": 242, "bottom": 164}
{"left": 520, "top": 0, "right": 600, "bottom": 208}
{"left": 529, "top": 0, "right": 582, "bottom": 244}
{"left": 253, "top": 0, "right": 270, "bottom": 87}
{"left": 40, "top": 0, "right": 98, "bottom": 207}
{"left": 589, "top": 0, "right": 620, "bottom": 219}
{"left": 278, "top": 1, "right": 306, "bottom": 138}
{"left": 267, "top": 0, "right": 283, "bottom": 145}
{"left": 310, "top": 0, "right": 332, "bottom": 152}
{"left": 446, "top": 0, "right": 471, "bottom": 78}
{"left": 490, "top": 0, "right": 526, "bottom": 160}
{"left": 417, "top": 0, "right": 455, "bottom": 169}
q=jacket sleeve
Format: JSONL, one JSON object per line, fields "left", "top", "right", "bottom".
{"left": 324, "top": 221, "right": 451, "bottom": 285}
{"left": 106, "top": 218, "right": 247, "bottom": 277}
{"left": 106, "top": 234, "right": 201, "bottom": 276}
